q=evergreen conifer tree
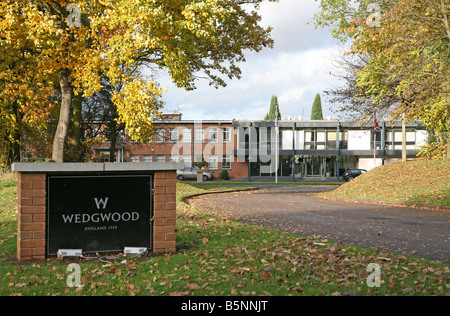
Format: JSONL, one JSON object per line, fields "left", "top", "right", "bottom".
{"left": 264, "top": 95, "right": 281, "bottom": 120}
{"left": 311, "top": 93, "right": 324, "bottom": 120}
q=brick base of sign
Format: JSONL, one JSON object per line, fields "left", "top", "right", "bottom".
{"left": 153, "top": 171, "right": 177, "bottom": 254}
{"left": 13, "top": 163, "right": 180, "bottom": 261}
{"left": 17, "top": 172, "right": 47, "bottom": 261}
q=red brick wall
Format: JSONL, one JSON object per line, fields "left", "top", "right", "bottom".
{"left": 17, "top": 173, "right": 46, "bottom": 261}
{"left": 121, "top": 122, "right": 250, "bottom": 180}
{"left": 153, "top": 171, "right": 177, "bottom": 253}
{"left": 15, "top": 171, "right": 177, "bottom": 261}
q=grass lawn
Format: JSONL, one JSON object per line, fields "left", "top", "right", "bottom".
{"left": 324, "top": 159, "right": 450, "bottom": 209}
{"left": 1, "top": 172, "right": 449, "bottom": 296}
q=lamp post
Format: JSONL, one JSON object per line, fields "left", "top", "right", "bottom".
{"left": 336, "top": 122, "right": 341, "bottom": 181}
{"left": 248, "top": 122, "right": 252, "bottom": 182}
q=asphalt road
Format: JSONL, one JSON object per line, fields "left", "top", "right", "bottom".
{"left": 187, "top": 185, "right": 450, "bottom": 263}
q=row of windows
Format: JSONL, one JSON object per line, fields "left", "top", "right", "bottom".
{"left": 385, "top": 130, "right": 417, "bottom": 150}
{"left": 302, "top": 130, "right": 418, "bottom": 150}
{"left": 241, "top": 129, "right": 350, "bottom": 150}
{"left": 241, "top": 128, "right": 423, "bottom": 151}
{"left": 304, "top": 130, "right": 348, "bottom": 150}
{"left": 154, "top": 127, "right": 231, "bottom": 143}
{"left": 129, "top": 154, "right": 232, "bottom": 169}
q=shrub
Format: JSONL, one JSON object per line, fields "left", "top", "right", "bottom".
{"left": 220, "top": 169, "right": 229, "bottom": 180}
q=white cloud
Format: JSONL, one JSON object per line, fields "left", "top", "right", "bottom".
{"left": 155, "top": 0, "right": 342, "bottom": 121}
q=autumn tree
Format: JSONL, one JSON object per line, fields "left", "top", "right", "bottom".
{"left": 313, "top": 0, "right": 402, "bottom": 123}
{"left": 312, "top": 0, "right": 396, "bottom": 43}
{"left": 346, "top": 0, "right": 449, "bottom": 158}
{"left": 0, "top": 2, "right": 58, "bottom": 167}
{"left": 314, "top": 0, "right": 449, "bottom": 158}
{"left": 0, "top": 0, "right": 278, "bottom": 163}
{"left": 79, "top": 74, "right": 128, "bottom": 163}
{"left": 324, "top": 51, "right": 396, "bottom": 121}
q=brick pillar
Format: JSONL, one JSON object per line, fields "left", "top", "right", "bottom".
{"left": 153, "top": 171, "right": 177, "bottom": 253}
{"left": 17, "top": 173, "right": 46, "bottom": 261}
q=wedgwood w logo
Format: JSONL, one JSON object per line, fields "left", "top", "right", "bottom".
{"left": 94, "top": 197, "right": 109, "bottom": 210}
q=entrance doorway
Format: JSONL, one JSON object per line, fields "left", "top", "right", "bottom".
{"left": 304, "top": 156, "right": 323, "bottom": 176}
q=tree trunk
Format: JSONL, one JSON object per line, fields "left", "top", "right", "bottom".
{"left": 12, "top": 101, "right": 21, "bottom": 163}
{"left": 6, "top": 131, "right": 21, "bottom": 167}
{"left": 109, "top": 120, "right": 117, "bottom": 162}
{"left": 52, "top": 68, "right": 72, "bottom": 163}
{"left": 70, "top": 92, "right": 83, "bottom": 162}
{"left": 447, "top": 107, "right": 450, "bottom": 160}
{"left": 441, "top": 0, "right": 450, "bottom": 159}
{"left": 402, "top": 115, "right": 407, "bottom": 162}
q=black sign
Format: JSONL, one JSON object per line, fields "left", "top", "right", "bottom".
{"left": 46, "top": 175, "right": 152, "bottom": 256}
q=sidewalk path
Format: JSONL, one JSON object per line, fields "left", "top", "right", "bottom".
{"left": 187, "top": 185, "right": 450, "bottom": 263}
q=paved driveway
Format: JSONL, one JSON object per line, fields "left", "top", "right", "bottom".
{"left": 187, "top": 185, "right": 450, "bottom": 263}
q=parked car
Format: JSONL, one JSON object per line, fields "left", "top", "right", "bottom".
{"left": 343, "top": 169, "right": 367, "bottom": 181}
{"left": 177, "top": 167, "right": 212, "bottom": 181}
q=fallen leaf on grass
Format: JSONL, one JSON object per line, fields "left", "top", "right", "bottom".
{"left": 170, "top": 291, "right": 189, "bottom": 296}
{"left": 293, "top": 287, "right": 305, "bottom": 293}
{"left": 186, "top": 283, "right": 202, "bottom": 290}
{"left": 231, "top": 267, "right": 250, "bottom": 274}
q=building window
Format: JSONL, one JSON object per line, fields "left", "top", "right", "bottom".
{"left": 182, "top": 128, "right": 191, "bottom": 143}
{"left": 327, "top": 131, "right": 337, "bottom": 150}
{"left": 156, "top": 155, "right": 165, "bottom": 163}
{"left": 238, "top": 127, "right": 249, "bottom": 150}
{"left": 388, "top": 130, "right": 416, "bottom": 150}
{"left": 209, "top": 155, "right": 218, "bottom": 169}
{"left": 208, "top": 128, "right": 218, "bottom": 143}
{"left": 305, "top": 130, "right": 343, "bottom": 150}
{"left": 195, "top": 128, "right": 205, "bottom": 143}
{"left": 143, "top": 155, "right": 153, "bottom": 162}
{"left": 305, "top": 130, "right": 315, "bottom": 150}
{"left": 327, "top": 131, "right": 348, "bottom": 150}
{"left": 169, "top": 155, "right": 179, "bottom": 163}
{"left": 155, "top": 128, "right": 165, "bottom": 143}
{"left": 316, "top": 131, "right": 326, "bottom": 150}
{"left": 194, "top": 154, "right": 204, "bottom": 165}
{"left": 260, "top": 127, "right": 272, "bottom": 151}
{"left": 130, "top": 155, "right": 139, "bottom": 163}
{"left": 394, "top": 131, "right": 403, "bottom": 150}
{"left": 222, "top": 155, "right": 231, "bottom": 169}
{"left": 406, "top": 131, "right": 416, "bottom": 150}
{"left": 222, "top": 127, "right": 231, "bottom": 143}
{"left": 169, "top": 128, "right": 178, "bottom": 142}
{"left": 339, "top": 131, "right": 348, "bottom": 149}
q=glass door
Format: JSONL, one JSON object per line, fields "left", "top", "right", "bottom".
{"left": 305, "top": 156, "right": 329, "bottom": 177}
{"left": 305, "top": 156, "right": 322, "bottom": 176}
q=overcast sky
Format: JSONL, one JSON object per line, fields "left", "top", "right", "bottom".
{"left": 155, "top": 0, "right": 343, "bottom": 121}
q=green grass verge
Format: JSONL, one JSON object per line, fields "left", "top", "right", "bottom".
{"left": 1, "top": 176, "right": 449, "bottom": 296}
{"left": 325, "top": 159, "right": 450, "bottom": 208}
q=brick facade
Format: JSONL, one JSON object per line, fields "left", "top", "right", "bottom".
{"left": 13, "top": 163, "right": 179, "bottom": 261}
{"left": 93, "top": 118, "right": 250, "bottom": 180}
